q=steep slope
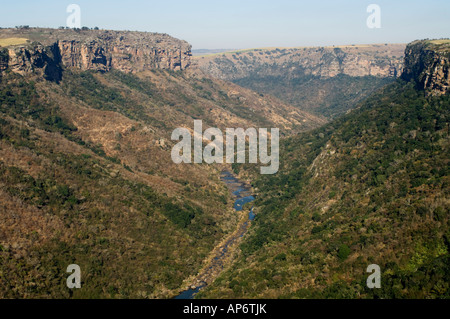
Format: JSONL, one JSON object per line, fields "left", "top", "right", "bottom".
{"left": 196, "top": 44, "right": 405, "bottom": 119}
{"left": 0, "top": 29, "right": 324, "bottom": 298}
{"left": 199, "top": 40, "right": 450, "bottom": 299}
{"left": 0, "top": 65, "right": 236, "bottom": 299}
{"left": 402, "top": 39, "right": 450, "bottom": 96}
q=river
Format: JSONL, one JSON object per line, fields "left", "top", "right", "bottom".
{"left": 174, "top": 170, "right": 255, "bottom": 299}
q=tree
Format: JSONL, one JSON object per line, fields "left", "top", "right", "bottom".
{"left": 338, "top": 244, "right": 351, "bottom": 260}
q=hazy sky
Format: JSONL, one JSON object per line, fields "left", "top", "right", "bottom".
{"left": 1, "top": 0, "right": 449, "bottom": 49}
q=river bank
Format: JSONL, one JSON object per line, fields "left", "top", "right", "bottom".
{"left": 174, "top": 170, "right": 255, "bottom": 299}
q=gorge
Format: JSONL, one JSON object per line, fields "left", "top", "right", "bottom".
{"left": 0, "top": 27, "right": 449, "bottom": 299}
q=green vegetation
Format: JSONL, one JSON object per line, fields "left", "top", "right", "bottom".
{"left": 1, "top": 36, "right": 448, "bottom": 300}
{"left": 235, "top": 74, "right": 394, "bottom": 119}
{"left": 199, "top": 45, "right": 404, "bottom": 119}
{"left": 200, "top": 79, "right": 450, "bottom": 299}
{"left": 0, "top": 48, "right": 9, "bottom": 62}
{"left": 0, "top": 69, "right": 238, "bottom": 298}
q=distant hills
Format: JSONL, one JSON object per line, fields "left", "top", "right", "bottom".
{"left": 196, "top": 44, "right": 405, "bottom": 119}
{"left": 192, "top": 49, "right": 237, "bottom": 56}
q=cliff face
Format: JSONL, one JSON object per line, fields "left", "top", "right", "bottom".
{"left": 5, "top": 43, "right": 63, "bottom": 82}
{"left": 195, "top": 44, "right": 405, "bottom": 81}
{"left": 0, "top": 28, "right": 192, "bottom": 81}
{"left": 401, "top": 40, "right": 450, "bottom": 96}
{"left": 56, "top": 31, "right": 192, "bottom": 72}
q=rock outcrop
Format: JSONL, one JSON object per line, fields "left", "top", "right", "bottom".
{"left": 0, "top": 28, "right": 192, "bottom": 81}
{"left": 5, "top": 43, "right": 63, "bottom": 82}
{"left": 401, "top": 40, "right": 450, "bottom": 96}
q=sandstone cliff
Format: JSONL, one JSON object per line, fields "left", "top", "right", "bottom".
{"left": 195, "top": 44, "right": 405, "bottom": 81}
{"left": 0, "top": 28, "right": 192, "bottom": 81}
{"left": 401, "top": 39, "right": 450, "bottom": 96}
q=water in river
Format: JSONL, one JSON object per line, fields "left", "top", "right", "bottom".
{"left": 174, "top": 170, "right": 255, "bottom": 299}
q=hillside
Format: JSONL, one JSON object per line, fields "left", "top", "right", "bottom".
{"left": 0, "top": 28, "right": 324, "bottom": 298}
{"left": 196, "top": 44, "right": 405, "bottom": 119}
{"left": 198, "top": 40, "right": 450, "bottom": 299}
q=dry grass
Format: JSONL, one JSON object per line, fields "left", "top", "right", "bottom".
{"left": 427, "top": 39, "right": 450, "bottom": 53}
{"left": 193, "top": 43, "right": 406, "bottom": 58}
{"left": 0, "top": 37, "right": 29, "bottom": 47}
{"left": 429, "top": 39, "right": 450, "bottom": 45}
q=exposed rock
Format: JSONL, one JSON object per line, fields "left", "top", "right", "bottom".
{"left": 0, "top": 28, "right": 192, "bottom": 80}
{"left": 401, "top": 40, "right": 450, "bottom": 96}
{"left": 56, "top": 31, "right": 192, "bottom": 72}
{"left": 5, "top": 43, "right": 63, "bottom": 82}
{"left": 196, "top": 44, "right": 405, "bottom": 81}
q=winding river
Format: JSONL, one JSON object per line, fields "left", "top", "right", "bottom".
{"left": 174, "top": 170, "right": 255, "bottom": 299}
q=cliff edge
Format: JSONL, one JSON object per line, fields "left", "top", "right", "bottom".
{"left": 401, "top": 39, "right": 450, "bottom": 96}
{"left": 195, "top": 44, "right": 405, "bottom": 81}
{"left": 0, "top": 28, "right": 192, "bottom": 81}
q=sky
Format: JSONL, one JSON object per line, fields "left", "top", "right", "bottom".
{"left": 0, "top": 0, "right": 449, "bottom": 49}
